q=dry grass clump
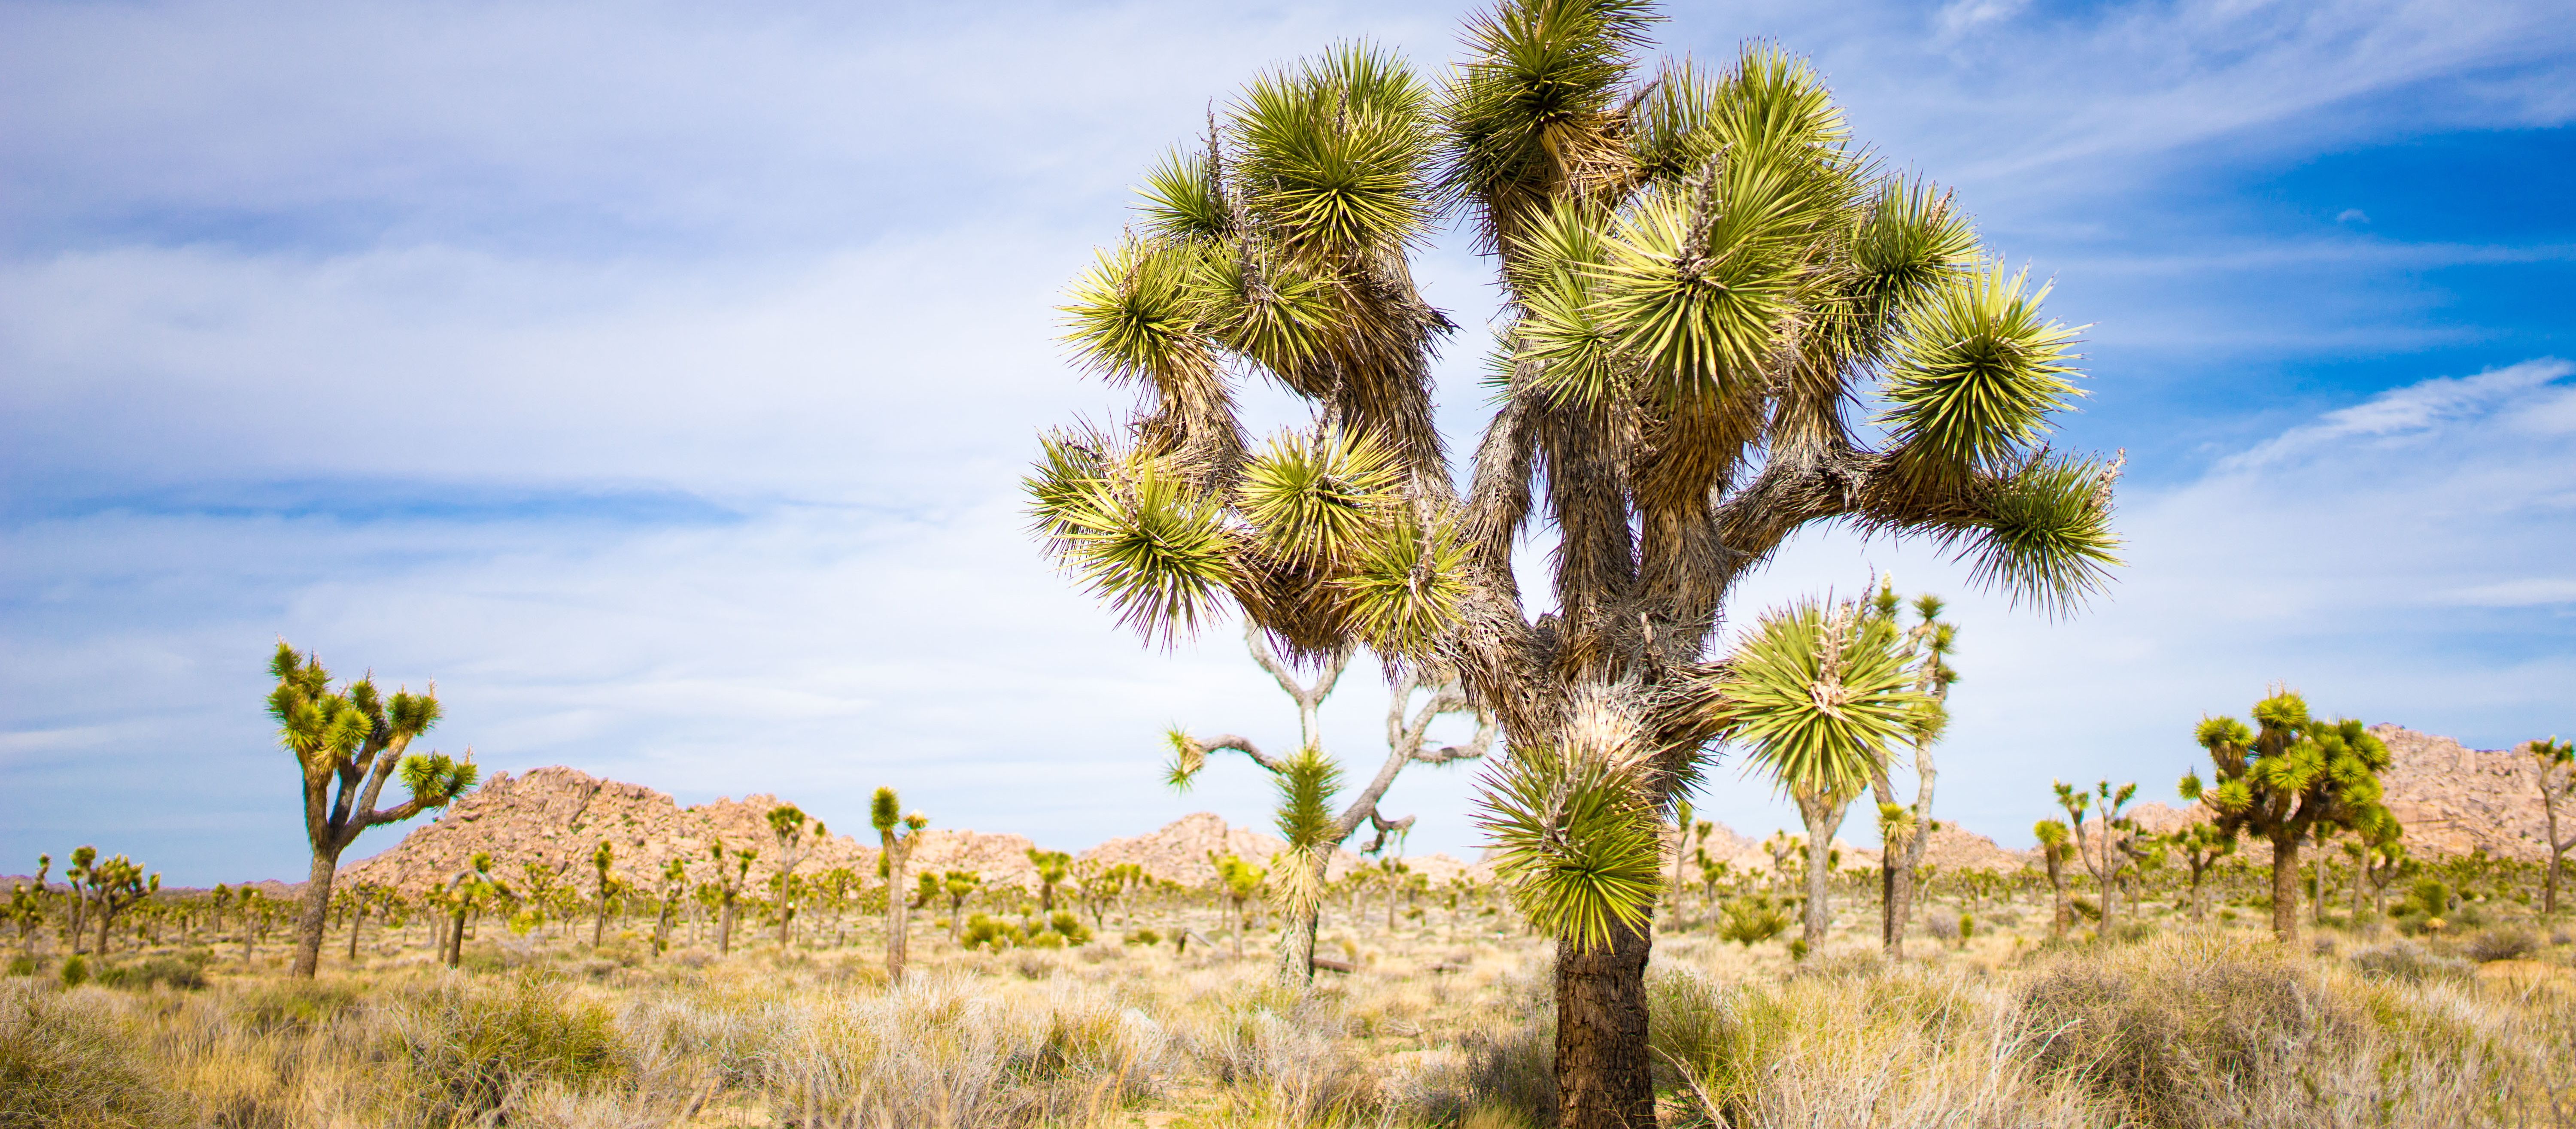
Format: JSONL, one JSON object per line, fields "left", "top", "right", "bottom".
{"left": 0, "top": 983, "right": 191, "bottom": 1129}
{"left": 389, "top": 973, "right": 629, "bottom": 1124}
{"left": 2019, "top": 929, "right": 2573, "bottom": 1129}
{"left": 1650, "top": 960, "right": 2099, "bottom": 1128}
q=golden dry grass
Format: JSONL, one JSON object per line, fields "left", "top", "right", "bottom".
{"left": 4, "top": 902, "right": 2572, "bottom": 1128}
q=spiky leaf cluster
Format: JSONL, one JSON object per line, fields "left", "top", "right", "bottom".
{"left": 1710, "top": 596, "right": 1924, "bottom": 803}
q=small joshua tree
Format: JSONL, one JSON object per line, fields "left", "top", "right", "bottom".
{"left": 1027, "top": 849, "right": 1071, "bottom": 913}
{"left": 2529, "top": 737, "right": 2574, "bottom": 917}
{"left": 589, "top": 841, "right": 618, "bottom": 947}
{"left": 439, "top": 852, "right": 505, "bottom": 968}
{"left": 2034, "top": 819, "right": 2073, "bottom": 938}
{"left": 652, "top": 857, "right": 689, "bottom": 952}
{"left": 704, "top": 839, "right": 756, "bottom": 955}
{"left": 1166, "top": 622, "right": 1494, "bottom": 986}
{"left": 267, "top": 642, "right": 478, "bottom": 977}
{"left": 872, "top": 787, "right": 928, "bottom": 977}
{"left": 2184, "top": 689, "right": 2393, "bottom": 941}
{"left": 766, "top": 804, "right": 821, "bottom": 947}
{"left": 1213, "top": 854, "right": 1265, "bottom": 957}
{"left": 6, "top": 856, "right": 48, "bottom": 958}
{"left": 2053, "top": 780, "right": 2137, "bottom": 936}
{"left": 935, "top": 871, "right": 982, "bottom": 942}
{"left": 2169, "top": 821, "right": 2234, "bottom": 923}
{"left": 65, "top": 846, "right": 95, "bottom": 955}
{"left": 1863, "top": 584, "right": 1957, "bottom": 956}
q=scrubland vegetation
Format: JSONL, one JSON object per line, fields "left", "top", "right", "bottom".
{"left": 8, "top": 866, "right": 2573, "bottom": 1128}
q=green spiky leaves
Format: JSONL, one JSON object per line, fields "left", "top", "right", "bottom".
{"left": 1233, "top": 43, "right": 1437, "bottom": 261}
{"left": 2191, "top": 689, "right": 2394, "bottom": 845}
{"left": 1041, "top": 451, "right": 1239, "bottom": 649}
{"left": 1942, "top": 453, "right": 2123, "bottom": 616}
{"left": 1236, "top": 429, "right": 1404, "bottom": 564}
{"left": 1882, "top": 264, "right": 2084, "bottom": 476}
{"left": 1474, "top": 741, "right": 1667, "bottom": 953}
{"left": 1331, "top": 512, "right": 1470, "bottom": 661}
{"left": 398, "top": 751, "right": 478, "bottom": 807}
{"left": 1710, "top": 597, "right": 1924, "bottom": 802}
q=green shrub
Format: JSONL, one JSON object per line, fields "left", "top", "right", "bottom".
{"left": 95, "top": 958, "right": 207, "bottom": 992}
{"left": 963, "top": 913, "right": 1027, "bottom": 951}
{"left": 0, "top": 983, "right": 190, "bottom": 1128}
{"left": 1048, "top": 911, "right": 1092, "bottom": 946}
{"left": 390, "top": 974, "right": 626, "bottom": 1123}
{"left": 59, "top": 955, "right": 88, "bottom": 987}
{"left": 1122, "top": 928, "right": 1160, "bottom": 947}
{"left": 4, "top": 956, "right": 35, "bottom": 977}
{"left": 1958, "top": 913, "right": 1977, "bottom": 941}
{"left": 1716, "top": 895, "right": 1789, "bottom": 947}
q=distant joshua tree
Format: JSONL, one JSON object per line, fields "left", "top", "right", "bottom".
{"left": 2053, "top": 780, "right": 2139, "bottom": 936}
{"left": 1168, "top": 623, "right": 1493, "bottom": 986}
{"left": 872, "top": 787, "right": 928, "bottom": 977}
{"left": 1027, "top": 849, "right": 1071, "bottom": 913}
{"left": 1862, "top": 583, "right": 1957, "bottom": 956}
{"left": 652, "top": 857, "right": 689, "bottom": 952}
{"left": 6, "top": 856, "right": 48, "bottom": 957}
{"left": 82, "top": 854, "right": 157, "bottom": 956}
{"left": 2034, "top": 819, "right": 2074, "bottom": 938}
{"left": 1710, "top": 594, "right": 1925, "bottom": 959}
{"left": 2530, "top": 737, "right": 2573, "bottom": 917}
{"left": 267, "top": 642, "right": 478, "bottom": 977}
{"left": 704, "top": 839, "right": 756, "bottom": 955}
{"left": 2169, "top": 821, "right": 2235, "bottom": 923}
{"left": 589, "top": 841, "right": 618, "bottom": 947}
{"left": 2184, "top": 689, "right": 2393, "bottom": 941}
{"left": 766, "top": 804, "right": 821, "bottom": 947}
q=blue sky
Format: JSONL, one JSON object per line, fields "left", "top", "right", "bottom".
{"left": 3, "top": 0, "right": 2570, "bottom": 885}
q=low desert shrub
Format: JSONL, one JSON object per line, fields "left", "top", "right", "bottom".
{"left": 0, "top": 983, "right": 190, "bottom": 1128}
{"left": 388, "top": 973, "right": 626, "bottom": 1123}
{"left": 95, "top": 958, "right": 206, "bottom": 992}
{"left": 2462, "top": 926, "right": 2537, "bottom": 963}
{"left": 2346, "top": 939, "right": 2470, "bottom": 983}
{"left": 2018, "top": 932, "right": 2355, "bottom": 1129}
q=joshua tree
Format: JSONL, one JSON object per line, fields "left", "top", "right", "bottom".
{"left": 872, "top": 787, "right": 928, "bottom": 977}
{"left": 267, "top": 642, "right": 477, "bottom": 977}
{"left": 2529, "top": 737, "right": 2574, "bottom": 917}
{"left": 342, "top": 880, "right": 388, "bottom": 961}
{"left": 2034, "top": 820, "right": 2073, "bottom": 937}
{"left": 2184, "top": 690, "right": 2393, "bottom": 941}
{"left": 1212, "top": 854, "right": 1267, "bottom": 957}
{"left": 1166, "top": 622, "right": 1494, "bottom": 985}
{"left": 82, "top": 855, "right": 156, "bottom": 957}
{"left": 1027, "top": 3, "right": 2118, "bottom": 1116}
{"left": 2363, "top": 838, "right": 2409, "bottom": 917}
{"left": 1710, "top": 595, "right": 1925, "bottom": 958}
{"left": 64, "top": 847, "right": 95, "bottom": 955}
{"left": 589, "top": 841, "right": 618, "bottom": 947}
{"left": 439, "top": 852, "right": 505, "bottom": 968}
{"left": 1027, "top": 849, "right": 1071, "bottom": 913}
{"left": 931, "top": 871, "right": 982, "bottom": 942}
{"left": 6, "top": 856, "right": 47, "bottom": 957}
{"left": 1863, "top": 586, "right": 1957, "bottom": 956}
{"left": 703, "top": 839, "right": 755, "bottom": 955}
{"left": 2053, "top": 780, "right": 2137, "bottom": 935}
{"left": 2169, "top": 821, "right": 2234, "bottom": 923}
{"left": 652, "top": 857, "right": 689, "bottom": 952}
{"left": 767, "top": 804, "right": 821, "bottom": 947}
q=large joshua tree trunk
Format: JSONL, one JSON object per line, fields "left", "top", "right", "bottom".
{"left": 2269, "top": 833, "right": 2302, "bottom": 942}
{"left": 1555, "top": 921, "right": 1656, "bottom": 1129}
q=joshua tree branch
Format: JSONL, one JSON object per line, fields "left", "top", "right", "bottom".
{"left": 1197, "top": 735, "right": 1288, "bottom": 773}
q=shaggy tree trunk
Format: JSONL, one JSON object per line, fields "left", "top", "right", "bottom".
{"left": 289, "top": 851, "right": 341, "bottom": 977}
{"left": 1275, "top": 850, "right": 1330, "bottom": 986}
{"left": 1554, "top": 918, "right": 1656, "bottom": 1129}
{"left": 884, "top": 855, "right": 911, "bottom": 978}
{"left": 717, "top": 898, "right": 736, "bottom": 955}
{"left": 1795, "top": 789, "right": 1849, "bottom": 957}
{"left": 2045, "top": 853, "right": 2071, "bottom": 937}
{"left": 2269, "top": 834, "right": 2302, "bottom": 942}
{"left": 346, "top": 899, "right": 365, "bottom": 962}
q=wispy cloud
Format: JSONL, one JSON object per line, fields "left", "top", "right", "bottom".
{"left": 2222, "top": 358, "right": 2573, "bottom": 470}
